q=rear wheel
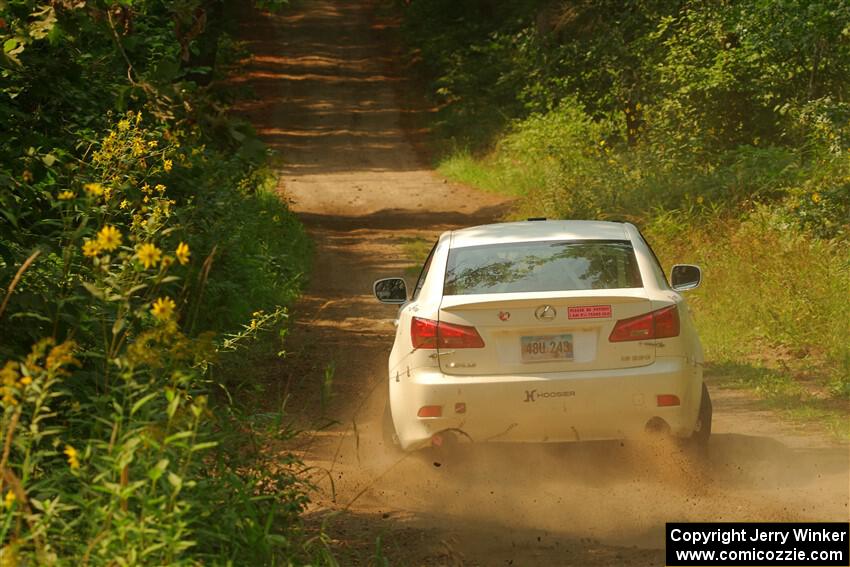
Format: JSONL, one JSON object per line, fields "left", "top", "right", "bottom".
{"left": 689, "top": 383, "right": 712, "bottom": 450}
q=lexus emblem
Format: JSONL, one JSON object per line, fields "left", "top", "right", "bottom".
{"left": 534, "top": 304, "right": 557, "bottom": 321}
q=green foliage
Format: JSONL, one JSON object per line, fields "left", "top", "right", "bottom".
{"left": 0, "top": 114, "right": 311, "bottom": 564}
{"left": 401, "top": 0, "right": 552, "bottom": 146}
{"left": 646, "top": 208, "right": 850, "bottom": 393}
{"left": 402, "top": 0, "right": 850, "bottom": 155}
{"left": 0, "top": 1, "right": 318, "bottom": 564}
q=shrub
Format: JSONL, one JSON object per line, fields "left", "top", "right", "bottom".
{"left": 0, "top": 112, "right": 312, "bottom": 564}
{"left": 0, "top": 0, "right": 316, "bottom": 561}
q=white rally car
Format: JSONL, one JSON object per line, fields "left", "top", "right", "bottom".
{"left": 373, "top": 220, "right": 711, "bottom": 451}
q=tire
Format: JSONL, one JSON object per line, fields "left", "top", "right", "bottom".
{"left": 690, "top": 382, "right": 713, "bottom": 450}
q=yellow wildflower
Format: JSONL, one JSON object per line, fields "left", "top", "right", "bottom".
{"left": 97, "top": 225, "right": 122, "bottom": 252}
{"left": 2, "top": 388, "right": 16, "bottom": 406}
{"left": 18, "top": 376, "right": 31, "bottom": 387}
{"left": 58, "top": 190, "right": 75, "bottom": 200}
{"left": 64, "top": 445, "right": 80, "bottom": 469}
{"left": 84, "top": 183, "right": 103, "bottom": 197}
{"left": 148, "top": 140, "right": 158, "bottom": 148}
{"left": 82, "top": 240, "right": 100, "bottom": 258}
{"left": 155, "top": 184, "right": 166, "bottom": 194}
{"left": 811, "top": 192, "right": 822, "bottom": 203}
{"left": 635, "top": 102, "right": 642, "bottom": 111}
{"left": 46, "top": 340, "right": 77, "bottom": 373}
{"left": 175, "top": 242, "right": 190, "bottom": 265}
{"left": 119, "top": 199, "right": 130, "bottom": 210}
{"left": 697, "top": 195, "right": 705, "bottom": 204}
{"left": 4, "top": 490, "right": 15, "bottom": 509}
{"left": 151, "top": 297, "right": 176, "bottom": 320}
{"left": 163, "top": 159, "right": 173, "bottom": 172}
{"left": 135, "top": 111, "right": 142, "bottom": 125}
{"left": 0, "top": 362, "right": 19, "bottom": 386}
{"left": 136, "top": 243, "right": 162, "bottom": 269}
{"left": 117, "top": 119, "right": 131, "bottom": 132}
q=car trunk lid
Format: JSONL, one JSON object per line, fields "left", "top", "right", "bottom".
{"left": 437, "top": 290, "right": 656, "bottom": 376}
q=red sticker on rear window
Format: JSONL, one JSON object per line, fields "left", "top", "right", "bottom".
{"left": 568, "top": 305, "right": 612, "bottom": 319}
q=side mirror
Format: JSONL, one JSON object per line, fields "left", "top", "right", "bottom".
{"left": 373, "top": 277, "right": 408, "bottom": 304}
{"left": 671, "top": 264, "right": 702, "bottom": 292}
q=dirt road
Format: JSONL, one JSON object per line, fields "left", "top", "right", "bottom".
{"left": 235, "top": 2, "right": 849, "bottom": 564}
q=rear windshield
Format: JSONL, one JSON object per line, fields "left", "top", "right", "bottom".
{"left": 444, "top": 239, "right": 642, "bottom": 295}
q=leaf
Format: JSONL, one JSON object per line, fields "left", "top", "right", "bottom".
{"left": 189, "top": 441, "right": 218, "bottom": 452}
{"left": 266, "top": 534, "right": 289, "bottom": 546}
{"left": 167, "top": 394, "right": 179, "bottom": 419}
{"left": 29, "top": 6, "right": 57, "bottom": 41}
{"left": 0, "top": 207, "right": 17, "bottom": 227}
{"left": 0, "top": 47, "right": 22, "bottom": 68}
{"left": 9, "top": 311, "right": 52, "bottom": 323}
{"left": 130, "top": 392, "right": 158, "bottom": 416}
{"left": 164, "top": 431, "right": 192, "bottom": 445}
{"left": 128, "top": 283, "right": 148, "bottom": 295}
{"left": 82, "top": 282, "right": 106, "bottom": 299}
{"left": 141, "top": 543, "right": 167, "bottom": 558}
{"left": 167, "top": 472, "right": 182, "bottom": 492}
{"left": 147, "top": 459, "right": 169, "bottom": 482}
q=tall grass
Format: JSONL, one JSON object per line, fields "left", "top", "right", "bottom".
{"left": 646, "top": 210, "right": 850, "bottom": 397}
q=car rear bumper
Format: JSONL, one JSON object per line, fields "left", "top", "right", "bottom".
{"left": 390, "top": 357, "right": 702, "bottom": 451}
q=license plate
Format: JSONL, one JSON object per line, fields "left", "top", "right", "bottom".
{"left": 521, "top": 334, "right": 574, "bottom": 362}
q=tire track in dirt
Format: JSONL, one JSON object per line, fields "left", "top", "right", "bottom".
{"left": 235, "top": 2, "right": 849, "bottom": 565}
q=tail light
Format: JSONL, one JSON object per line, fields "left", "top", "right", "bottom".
{"left": 411, "top": 317, "right": 438, "bottom": 349}
{"left": 609, "top": 305, "right": 680, "bottom": 342}
{"left": 411, "top": 317, "right": 485, "bottom": 349}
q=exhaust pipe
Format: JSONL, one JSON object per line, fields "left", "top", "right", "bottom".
{"left": 644, "top": 416, "right": 671, "bottom": 435}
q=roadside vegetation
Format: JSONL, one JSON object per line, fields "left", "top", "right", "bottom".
{"left": 0, "top": 1, "right": 328, "bottom": 564}
{"left": 399, "top": 0, "right": 850, "bottom": 434}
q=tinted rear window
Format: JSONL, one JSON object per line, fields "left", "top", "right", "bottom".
{"left": 444, "top": 240, "right": 642, "bottom": 295}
